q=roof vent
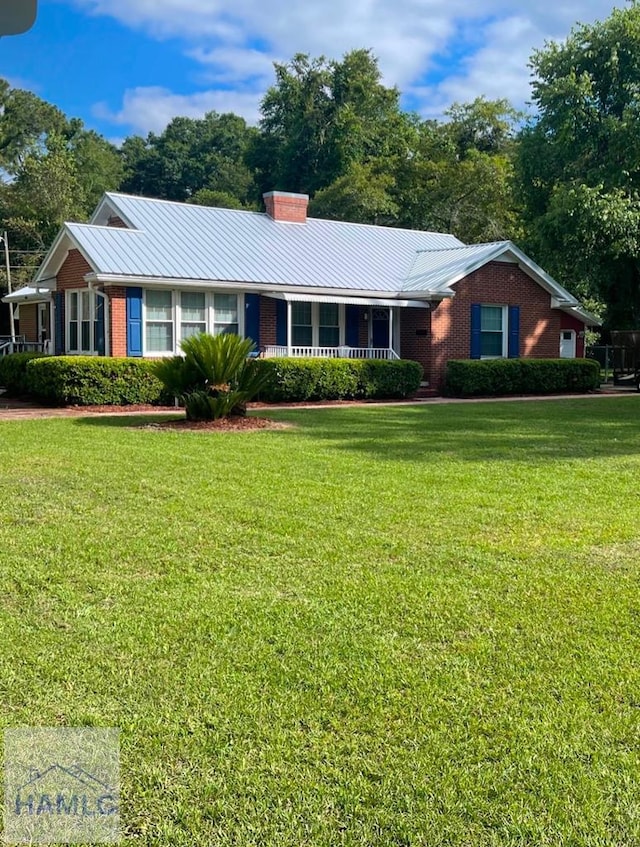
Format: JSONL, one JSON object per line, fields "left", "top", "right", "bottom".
{"left": 263, "top": 191, "right": 309, "bottom": 224}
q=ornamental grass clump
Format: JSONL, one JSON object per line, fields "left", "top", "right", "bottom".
{"left": 153, "top": 333, "right": 268, "bottom": 420}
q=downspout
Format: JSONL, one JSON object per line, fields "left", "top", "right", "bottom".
{"left": 88, "top": 281, "right": 110, "bottom": 357}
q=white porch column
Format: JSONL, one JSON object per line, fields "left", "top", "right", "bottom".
{"left": 388, "top": 306, "right": 393, "bottom": 356}
{"left": 286, "top": 300, "right": 292, "bottom": 357}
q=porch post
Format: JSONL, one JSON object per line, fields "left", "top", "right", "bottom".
{"left": 388, "top": 306, "right": 393, "bottom": 357}
{"left": 286, "top": 300, "right": 292, "bottom": 357}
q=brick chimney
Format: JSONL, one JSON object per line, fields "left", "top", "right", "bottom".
{"left": 263, "top": 191, "right": 309, "bottom": 223}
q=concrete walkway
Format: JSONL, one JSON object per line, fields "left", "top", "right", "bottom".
{"left": 0, "top": 386, "right": 636, "bottom": 421}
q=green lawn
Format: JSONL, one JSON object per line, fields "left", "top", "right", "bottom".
{"left": 1, "top": 398, "right": 640, "bottom": 846}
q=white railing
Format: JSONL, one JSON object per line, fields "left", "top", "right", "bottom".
{"left": 0, "top": 340, "right": 49, "bottom": 355}
{"left": 262, "top": 345, "right": 400, "bottom": 360}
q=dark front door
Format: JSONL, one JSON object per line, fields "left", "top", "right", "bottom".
{"left": 371, "top": 308, "right": 390, "bottom": 348}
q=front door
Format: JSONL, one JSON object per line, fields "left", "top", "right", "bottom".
{"left": 560, "top": 329, "right": 576, "bottom": 358}
{"left": 371, "top": 308, "right": 390, "bottom": 348}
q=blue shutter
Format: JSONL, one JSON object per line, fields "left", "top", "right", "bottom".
{"left": 126, "top": 287, "right": 143, "bottom": 357}
{"left": 245, "top": 294, "right": 260, "bottom": 349}
{"left": 54, "top": 291, "right": 64, "bottom": 355}
{"left": 345, "top": 305, "right": 360, "bottom": 347}
{"left": 275, "top": 299, "right": 287, "bottom": 346}
{"left": 470, "top": 303, "right": 481, "bottom": 359}
{"left": 508, "top": 306, "right": 520, "bottom": 358}
{"left": 96, "top": 295, "right": 105, "bottom": 356}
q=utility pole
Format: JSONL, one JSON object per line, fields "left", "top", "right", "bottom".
{"left": 3, "top": 232, "right": 15, "bottom": 342}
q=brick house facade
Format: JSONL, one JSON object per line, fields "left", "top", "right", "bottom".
{"left": 8, "top": 190, "right": 597, "bottom": 393}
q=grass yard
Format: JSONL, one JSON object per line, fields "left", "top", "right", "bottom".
{"left": 1, "top": 397, "right": 640, "bottom": 846}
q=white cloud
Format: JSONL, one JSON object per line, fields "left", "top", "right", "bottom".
{"left": 75, "top": 0, "right": 622, "bottom": 133}
{"left": 93, "top": 86, "right": 262, "bottom": 135}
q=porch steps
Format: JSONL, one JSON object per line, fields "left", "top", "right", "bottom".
{"left": 412, "top": 385, "right": 440, "bottom": 399}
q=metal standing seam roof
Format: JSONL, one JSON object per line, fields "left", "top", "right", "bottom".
{"left": 34, "top": 192, "right": 587, "bottom": 316}
{"left": 65, "top": 192, "right": 464, "bottom": 292}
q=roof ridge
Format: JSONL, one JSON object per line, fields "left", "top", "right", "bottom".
{"left": 414, "top": 241, "right": 508, "bottom": 255}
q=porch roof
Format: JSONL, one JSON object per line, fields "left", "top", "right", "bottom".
{"left": 2, "top": 286, "right": 51, "bottom": 304}
{"left": 264, "top": 291, "right": 430, "bottom": 308}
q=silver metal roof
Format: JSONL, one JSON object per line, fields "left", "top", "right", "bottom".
{"left": 36, "top": 192, "right": 586, "bottom": 316}
{"left": 67, "top": 193, "right": 463, "bottom": 292}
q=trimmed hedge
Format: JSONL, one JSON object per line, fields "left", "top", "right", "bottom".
{"left": 257, "top": 358, "right": 422, "bottom": 402}
{"left": 0, "top": 352, "right": 49, "bottom": 395}
{"left": 13, "top": 355, "right": 421, "bottom": 406}
{"left": 444, "top": 358, "right": 600, "bottom": 397}
{"left": 25, "top": 357, "right": 168, "bottom": 406}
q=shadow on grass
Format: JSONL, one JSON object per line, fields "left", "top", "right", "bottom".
{"left": 73, "top": 413, "right": 184, "bottom": 428}
{"left": 267, "top": 397, "right": 640, "bottom": 463}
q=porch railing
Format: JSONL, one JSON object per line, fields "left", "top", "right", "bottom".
{"left": 263, "top": 345, "right": 400, "bottom": 360}
{"left": 0, "top": 339, "right": 50, "bottom": 356}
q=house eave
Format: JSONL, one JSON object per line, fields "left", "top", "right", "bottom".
{"left": 86, "top": 273, "right": 439, "bottom": 302}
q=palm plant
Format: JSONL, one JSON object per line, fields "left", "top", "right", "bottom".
{"left": 153, "top": 333, "right": 268, "bottom": 421}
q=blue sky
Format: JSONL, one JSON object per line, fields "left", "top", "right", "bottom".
{"left": 0, "top": 0, "right": 620, "bottom": 142}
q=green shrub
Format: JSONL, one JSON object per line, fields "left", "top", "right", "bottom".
{"left": 153, "top": 334, "right": 268, "bottom": 420}
{"left": 444, "top": 358, "right": 600, "bottom": 397}
{"left": 0, "top": 352, "right": 49, "bottom": 395}
{"left": 257, "top": 358, "right": 422, "bottom": 402}
{"left": 25, "top": 357, "right": 167, "bottom": 406}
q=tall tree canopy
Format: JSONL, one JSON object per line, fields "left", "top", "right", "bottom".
{"left": 120, "top": 112, "right": 257, "bottom": 206}
{"left": 517, "top": 3, "right": 640, "bottom": 326}
{"left": 249, "top": 50, "right": 414, "bottom": 197}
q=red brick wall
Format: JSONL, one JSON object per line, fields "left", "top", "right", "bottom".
{"left": 18, "top": 304, "right": 38, "bottom": 342}
{"left": 107, "top": 215, "right": 128, "bottom": 228}
{"left": 259, "top": 296, "right": 277, "bottom": 347}
{"left": 429, "top": 261, "right": 562, "bottom": 390}
{"left": 57, "top": 249, "right": 93, "bottom": 290}
{"left": 104, "top": 286, "right": 127, "bottom": 357}
{"left": 399, "top": 308, "right": 431, "bottom": 377}
{"left": 560, "top": 312, "right": 587, "bottom": 357}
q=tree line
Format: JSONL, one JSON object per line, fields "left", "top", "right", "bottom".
{"left": 3, "top": 3, "right": 640, "bottom": 329}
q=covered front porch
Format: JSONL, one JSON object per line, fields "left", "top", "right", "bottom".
{"left": 262, "top": 292, "right": 429, "bottom": 360}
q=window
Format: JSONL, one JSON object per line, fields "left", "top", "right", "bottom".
{"left": 146, "top": 290, "right": 174, "bottom": 353}
{"left": 480, "top": 305, "right": 507, "bottom": 357}
{"left": 66, "top": 289, "right": 101, "bottom": 354}
{"left": 319, "top": 303, "right": 339, "bottom": 347}
{"left": 292, "top": 302, "right": 313, "bottom": 346}
{"left": 68, "top": 292, "right": 79, "bottom": 351}
{"left": 290, "top": 301, "right": 343, "bottom": 347}
{"left": 213, "top": 293, "right": 238, "bottom": 336}
{"left": 143, "top": 290, "right": 243, "bottom": 355}
{"left": 180, "top": 292, "right": 206, "bottom": 340}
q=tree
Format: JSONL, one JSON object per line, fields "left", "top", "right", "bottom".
{"left": 248, "top": 50, "right": 413, "bottom": 197}
{"left": 120, "top": 112, "right": 256, "bottom": 205}
{"left": 308, "top": 162, "right": 398, "bottom": 224}
{"left": 516, "top": 3, "right": 640, "bottom": 326}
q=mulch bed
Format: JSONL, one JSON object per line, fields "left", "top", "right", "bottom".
{"left": 143, "top": 415, "right": 292, "bottom": 432}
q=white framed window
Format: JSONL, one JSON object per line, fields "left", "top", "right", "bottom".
{"left": 66, "top": 289, "right": 101, "bottom": 354}
{"left": 213, "top": 293, "right": 239, "bottom": 336}
{"left": 143, "top": 289, "right": 244, "bottom": 356}
{"left": 291, "top": 302, "right": 344, "bottom": 347}
{"left": 146, "top": 289, "right": 174, "bottom": 353}
{"left": 180, "top": 292, "right": 206, "bottom": 340}
{"left": 480, "top": 305, "right": 508, "bottom": 358}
